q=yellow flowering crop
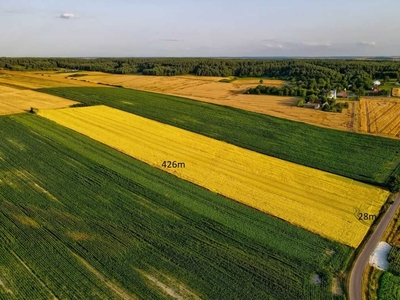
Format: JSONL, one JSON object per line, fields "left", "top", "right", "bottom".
{"left": 39, "top": 105, "right": 389, "bottom": 247}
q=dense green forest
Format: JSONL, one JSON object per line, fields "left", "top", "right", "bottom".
{"left": 2, "top": 57, "right": 400, "bottom": 82}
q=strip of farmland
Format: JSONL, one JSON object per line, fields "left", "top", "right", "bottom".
{"left": 0, "top": 114, "right": 352, "bottom": 299}
{"left": 0, "top": 85, "right": 77, "bottom": 115}
{"left": 38, "top": 105, "right": 389, "bottom": 247}
{"left": 38, "top": 87, "right": 400, "bottom": 186}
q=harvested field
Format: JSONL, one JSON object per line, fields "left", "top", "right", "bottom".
{"left": 70, "top": 72, "right": 356, "bottom": 132}
{"left": 393, "top": 88, "right": 400, "bottom": 97}
{"left": 39, "top": 105, "right": 390, "bottom": 247}
{"left": 359, "top": 97, "right": 400, "bottom": 138}
{"left": 0, "top": 85, "right": 77, "bottom": 115}
{"left": 0, "top": 71, "right": 100, "bottom": 89}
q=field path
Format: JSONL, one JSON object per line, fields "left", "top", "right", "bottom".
{"left": 364, "top": 101, "right": 371, "bottom": 133}
{"left": 10, "top": 250, "right": 59, "bottom": 300}
{"left": 349, "top": 193, "right": 400, "bottom": 300}
{"left": 349, "top": 102, "right": 355, "bottom": 132}
{"left": 71, "top": 253, "right": 137, "bottom": 300}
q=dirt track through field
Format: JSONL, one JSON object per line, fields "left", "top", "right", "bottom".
{"left": 72, "top": 252, "right": 137, "bottom": 300}
{"left": 10, "top": 250, "right": 59, "bottom": 300}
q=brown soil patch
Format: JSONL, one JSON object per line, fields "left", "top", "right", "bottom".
{"left": 12, "top": 214, "right": 40, "bottom": 228}
{"left": 332, "top": 277, "right": 343, "bottom": 296}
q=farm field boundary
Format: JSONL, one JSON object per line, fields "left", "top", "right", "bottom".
{"left": 38, "top": 87, "right": 400, "bottom": 186}
{"left": 0, "top": 114, "right": 353, "bottom": 299}
{"left": 38, "top": 105, "right": 389, "bottom": 247}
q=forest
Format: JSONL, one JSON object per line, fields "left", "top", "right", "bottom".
{"left": 1, "top": 57, "right": 400, "bottom": 82}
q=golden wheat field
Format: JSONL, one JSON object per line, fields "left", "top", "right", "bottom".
{"left": 0, "top": 85, "right": 77, "bottom": 115}
{"left": 359, "top": 97, "right": 400, "bottom": 138}
{"left": 393, "top": 88, "right": 400, "bottom": 97}
{"left": 39, "top": 105, "right": 389, "bottom": 247}
{"left": 66, "top": 72, "right": 357, "bottom": 133}
{"left": 0, "top": 71, "right": 100, "bottom": 89}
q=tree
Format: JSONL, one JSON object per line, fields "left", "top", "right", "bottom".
{"left": 297, "top": 99, "right": 305, "bottom": 107}
{"left": 259, "top": 79, "right": 264, "bottom": 84}
{"left": 385, "top": 76, "right": 390, "bottom": 83}
{"left": 388, "top": 175, "right": 400, "bottom": 192}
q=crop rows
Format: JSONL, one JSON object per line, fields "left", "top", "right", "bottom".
{"left": 38, "top": 87, "right": 400, "bottom": 185}
{"left": 0, "top": 114, "right": 352, "bottom": 299}
{"left": 38, "top": 105, "right": 389, "bottom": 247}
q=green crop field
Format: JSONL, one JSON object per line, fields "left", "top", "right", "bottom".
{"left": 39, "top": 87, "right": 400, "bottom": 186}
{"left": 0, "top": 114, "right": 352, "bottom": 300}
{"left": 378, "top": 272, "right": 400, "bottom": 300}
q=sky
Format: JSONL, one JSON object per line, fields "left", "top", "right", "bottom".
{"left": 1, "top": 0, "right": 400, "bottom": 57}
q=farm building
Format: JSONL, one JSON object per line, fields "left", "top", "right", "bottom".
{"left": 337, "top": 89, "right": 347, "bottom": 98}
{"left": 371, "top": 86, "right": 380, "bottom": 92}
{"left": 304, "top": 102, "right": 320, "bottom": 109}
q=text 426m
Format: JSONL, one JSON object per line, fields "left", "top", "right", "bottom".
{"left": 162, "top": 161, "right": 186, "bottom": 168}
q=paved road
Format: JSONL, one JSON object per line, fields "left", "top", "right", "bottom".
{"left": 349, "top": 193, "right": 400, "bottom": 300}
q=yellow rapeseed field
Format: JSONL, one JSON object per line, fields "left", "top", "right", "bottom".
{"left": 39, "top": 105, "right": 390, "bottom": 247}
{"left": 0, "top": 85, "right": 77, "bottom": 115}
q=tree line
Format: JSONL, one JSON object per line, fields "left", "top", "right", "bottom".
{"left": 1, "top": 57, "right": 400, "bottom": 81}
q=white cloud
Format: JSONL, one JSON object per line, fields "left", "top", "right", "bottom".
{"left": 265, "top": 43, "right": 283, "bottom": 49}
{"left": 59, "top": 13, "right": 77, "bottom": 19}
{"left": 302, "top": 42, "right": 332, "bottom": 47}
{"left": 261, "top": 39, "right": 285, "bottom": 49}
{"left": 357, "top": 41, "right": 376, "bottom": 46}
{"left": 159, "top": 39, "right": 182, "bottom": 42}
